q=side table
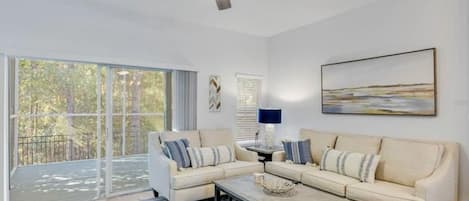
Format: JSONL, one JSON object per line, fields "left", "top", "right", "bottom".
{"left": 246, "top": 145, "right": 283, "bottom": 162}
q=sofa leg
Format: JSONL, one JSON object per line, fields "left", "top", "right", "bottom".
{"left": 153, "top": 189, "right": 159, "bottom": 198}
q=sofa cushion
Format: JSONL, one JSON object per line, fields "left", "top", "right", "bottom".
{"left": 347, "top": 180, "right": 424, "bottom": 201}
{"left": 218, "top": 161, "right": 264, "bottom": 177}
{"left": 164, "top": 139, "right": 191, "bottom": 169}
{"left": 376, "top": 138, "right": 444, "bottom": 187}
{"left": 171, "top": 166, "right": 224, "bottom": 189}
{"left": 299, "top": 129, "right": 338, "bottom": 164}
{"left": 215, "top": 145, "right": 236, "bottom": 165}
{"left": 282, "top": 139, "right": 312, "bottom": 164}
{"left": 335, "top": 135, "right": 382, "bottom": 154}
{"left": 199, "top": 128, "right": 235, "bottom": 149}
{"left": 302, "top": 170, "right": 360, "bottom": 196}
{"left": 265, "top": 161, "right": 319, "bottom": 182}
{"left": 320, "top": 148, "right": 381, "bottom": 183}
{"left": 161, "top": 130, "right": 201, "bottom": 148}
{"left": 187, "top": 146, "right": 234, "bottom": 168}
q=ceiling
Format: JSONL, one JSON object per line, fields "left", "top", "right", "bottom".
{"left": 87, "top": 0, "right": 379, "bottom": 37}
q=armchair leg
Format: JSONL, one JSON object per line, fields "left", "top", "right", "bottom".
{"left": 153, "top": 189, "right": 159, "bottom": 198}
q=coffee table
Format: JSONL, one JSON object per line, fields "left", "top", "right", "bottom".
{"left": 213, "top": 174, "right": 348, "bottom": 201}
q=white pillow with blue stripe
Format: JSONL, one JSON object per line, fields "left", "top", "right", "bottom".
{"left": 187, "top": 145, "right": 235, "bottom": 168}
{"left": 282, "top": 139, "right": 312, "bottom": 164}
{"left": 320, "top": 148, "right": 381, "bottom": 183}
{"left": 164, "top": 138, "right": 191, "bottom": 169}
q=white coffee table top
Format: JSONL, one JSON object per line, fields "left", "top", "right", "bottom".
{"left": 214, "top": 174, "right": 348, "bottom": 201}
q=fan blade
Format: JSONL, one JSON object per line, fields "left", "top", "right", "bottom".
{"left": 216, "top": 0, "right": 231, "bottom": 10}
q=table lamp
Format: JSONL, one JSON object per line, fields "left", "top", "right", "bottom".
{"left": 258, "top": 108, "right": 282, "bottom": 148}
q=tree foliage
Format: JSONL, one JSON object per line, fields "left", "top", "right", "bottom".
{"left": 15, "top": 58, "right": 166, "bottom": 165}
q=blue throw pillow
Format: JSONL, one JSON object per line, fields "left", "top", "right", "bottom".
{"left": 282, "top": 139, "right": 312, "bottom": 164}
{"left": 164, "top": 138, "right": 191, "bottom": 169}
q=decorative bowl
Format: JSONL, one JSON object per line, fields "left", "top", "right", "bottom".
{"left": 261, "top": 177, "right": 296, "bottom": 194}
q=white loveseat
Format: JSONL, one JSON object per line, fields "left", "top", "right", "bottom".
{"left": 148, "top": 128, "right": 264, "bottom": 201}
{"left": 266, "top": 129, "right": 459, "bottom": 201}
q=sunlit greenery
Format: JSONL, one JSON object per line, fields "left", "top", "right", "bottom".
{"left": 14, "top": 58, "right": 166, "bottom": 165}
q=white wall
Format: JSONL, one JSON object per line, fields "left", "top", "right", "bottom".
{"left": 0, "top": 1, "right": 268, "bottom": 200}
{"left": 2, "top": 0, "right": 468, "bottom": 200}
{"left": 267, "top": 0, "right": 469, "bottom": 200}
{"left": 0, "top": 0, "right": 269, "bottom": 130}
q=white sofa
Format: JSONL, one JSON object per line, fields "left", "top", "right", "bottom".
{"left": 148, "top": 128, "right": 264, "bottom": 201}
{"left": 266, "top": 129, "right": 459, "bottom": 201}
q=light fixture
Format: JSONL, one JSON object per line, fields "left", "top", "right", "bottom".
{"left": 117, "top": 70, "right": 129, "bottom": 76}
{"left": 258, "top": 108, "right": 282, "bottom": 148}
{"left": 216, "top": 0, "right": 231, "bottom": 10}
{"left": 118, "top": 71, "right": 129, "bottom": 84}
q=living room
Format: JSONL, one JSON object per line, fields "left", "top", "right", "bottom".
{"left": 0, "top": 0, "right": 468, "bottom": 201}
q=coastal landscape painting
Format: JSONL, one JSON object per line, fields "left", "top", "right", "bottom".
{"left": 322, "top": 48, "right": 436, "bottom": 116}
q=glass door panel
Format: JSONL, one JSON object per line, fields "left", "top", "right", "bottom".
{"left": 106, "top": 67, "right": 167, "bottom": 195}
{"left": 9, "top": 58, "right": 101, "bottom": 201}
{"left": 8, "top": 58, "right": 169, "bottom": 200}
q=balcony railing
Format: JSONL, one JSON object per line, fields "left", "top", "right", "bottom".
{"left": 18, "top": 134, "right": 94, "bottom": 166}
{"left": 17, "top": 132, "right": 148, "bottom": 166}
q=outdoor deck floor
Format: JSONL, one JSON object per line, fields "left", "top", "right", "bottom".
{"left": 10, "top": 154, "right": 149, "bottom": 201}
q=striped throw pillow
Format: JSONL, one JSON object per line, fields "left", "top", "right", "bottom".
{"left": 187, "top": 145, "right": 235, "bottom": 168}
{"left": 282, "top": 139, "right": 312, "bottom": 164}
{"left": 164, "top": 138, "right": 191, "bottom": 169}
{"left": 320, "top": 148, "right": 381, "bottom": 183}
{"left": 215, "top": 145, "right": 236, "bottom": 165}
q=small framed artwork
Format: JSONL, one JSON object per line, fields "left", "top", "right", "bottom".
{"left": 321, "top": 48, "right": 436, "bottom": 116}
{"left": 209, "top": 75, "right": 221, "bottom": 112}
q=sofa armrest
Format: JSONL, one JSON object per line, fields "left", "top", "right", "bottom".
{"left": 415, "top": 144, "right": 459, "bottom": 201}
{"left": 235, "top": 144, "right": 258, "bottom": 162}
{"left": 148, "top": 132, "right": 177, "bottom": 199}
{"left": 272, "top": 151, "right": 286, "bottom": 162}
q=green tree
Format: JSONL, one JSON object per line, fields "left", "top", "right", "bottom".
{"left": 15, "top": 58, "right": 166, "bottom": 165}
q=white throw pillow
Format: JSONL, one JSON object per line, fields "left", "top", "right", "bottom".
{"left": 215, "top": 145, "right": 236, "bottom": 165}
{"left": 320, "top": 148, "right": 380, "bottom": 183}
{"left": 187, "top": 145, "right": 235, "bottom": 168}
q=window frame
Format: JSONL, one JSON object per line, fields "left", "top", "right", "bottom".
{"left": 235, "top": 73, "right": 263, "bottom": 142}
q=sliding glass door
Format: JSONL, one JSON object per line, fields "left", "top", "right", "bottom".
{"left": 105, "top": 67, "right": 167, "bottom": 195}
{"left": 9, "top": 58, "right": 170, "bottom": 201}
{"left": 9, "top": 58, "right": 101, "bottom": 201}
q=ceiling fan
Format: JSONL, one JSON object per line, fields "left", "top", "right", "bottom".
{"left": 216, "top": 0, "right": 231, "bottom": 10}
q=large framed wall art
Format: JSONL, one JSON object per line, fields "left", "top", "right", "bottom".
{"left": 321, "top": 48, "right": 436, "bottom": 116}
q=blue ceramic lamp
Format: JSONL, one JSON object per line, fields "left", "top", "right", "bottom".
{"left": 258, "top": 109, "right": 282, "bottom": 148}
